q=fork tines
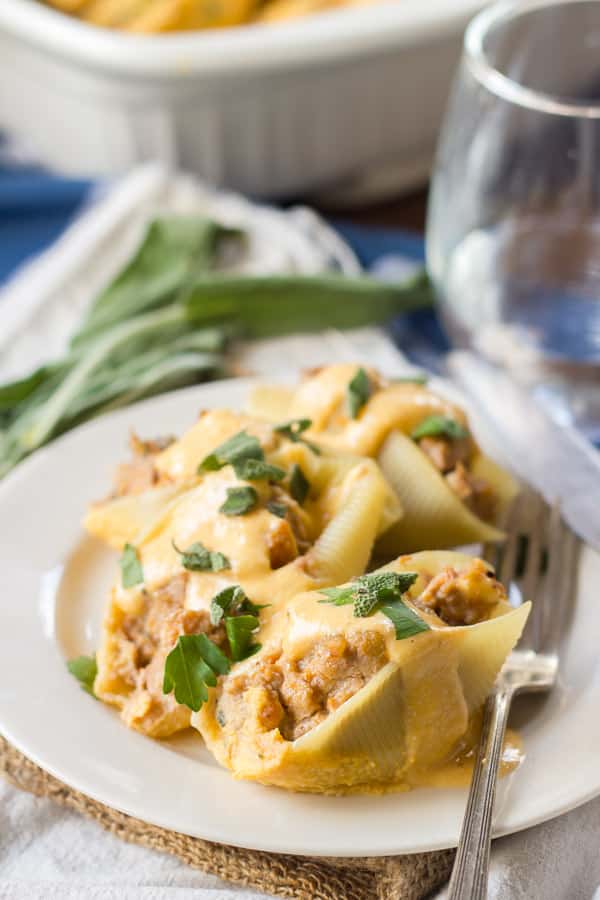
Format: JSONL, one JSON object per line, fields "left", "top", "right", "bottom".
{"left": 485, "top": 489, "right": 579, "bottom": 656}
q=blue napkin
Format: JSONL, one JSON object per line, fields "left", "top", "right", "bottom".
{"left": 0, "top": 164, "right": 92, "bottom": 283}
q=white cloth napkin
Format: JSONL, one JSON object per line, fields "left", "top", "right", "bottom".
{"left": 1, "top": 166, "right": 598, "bottom": 900}
{"left": 0, "top": 781, "right": 267, "bottom": 900}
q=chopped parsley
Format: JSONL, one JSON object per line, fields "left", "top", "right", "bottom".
{"left": 67, "top": 654, "right": 97, "bottom": 697}
{"left": 200, "top": 431, "right": 286, "bottom": 507}
{"left": 163, "top": 634, "right": 231, "bottom": 712}
{"left": 289, "top": 463, "right": 309, "bottom": 505}
{"left": 120, "top": 543, "right": 143, "bottom": 588}
{"left": 319, "top": 571, "right": 429, "bottom": 640}
{"left": 267, "top": 501, "right": 288, "bottom": 519}
{"left": 163, "top": 585, "right": 267, "bottom": 711}
{"left": 198, "top": 430, "right": 263, "bottom": 474}
{"left": 273, "top": 418, "right": 321, "bottom": 454}
{"left": 274, "top": 419, "right": 312, "bottom": 441}
{"left": 233, "top": 458, "right": 286, "bottom": 482}
{"left": 220, "top": 485, "right": 258, "bottom": 516}
{"left": 172, "top": 540, "right": 230, "bottom": 573}
{"left": 226, "top": 615, "right": 262, "bottom": 662}
{"left": 346, "top": 367, "right": 372, "bottom": 419}
{"left": 411, "top": 415, "right": 468, "bottom": 441}
{"left": 209, "top": 584, "right": 264, "bottom": 626}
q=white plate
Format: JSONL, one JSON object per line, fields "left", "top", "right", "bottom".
{"left": 0, "top": 378, "right": 599, "bottom": 857}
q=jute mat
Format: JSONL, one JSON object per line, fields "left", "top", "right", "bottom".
{"left": 0, "top": 735, "right": 454, "bottom": 900}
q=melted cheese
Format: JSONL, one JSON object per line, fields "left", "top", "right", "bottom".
{"left": 112, "top": 433, "right": 398, "bottom": 620}
{"left": 258, "top": 551, "right": 508, "bottom": 663}
{"left": 249, "top": 365, "right": 519, "bottom": 552}
{"left": 286, "top": 364, "right": 468, "bottom": 457}
{"left": 154, "top": 409, "right": 279, "bottom": 482}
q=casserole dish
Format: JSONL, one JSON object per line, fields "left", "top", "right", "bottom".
{"left": 0, "top": 0, "right": 484, "bottom": 198}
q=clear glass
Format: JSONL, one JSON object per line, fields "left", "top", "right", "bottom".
{"left": 427, "top": 0, "right": 600, "bottom": 441}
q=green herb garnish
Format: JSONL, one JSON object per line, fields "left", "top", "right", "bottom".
{"left": 319, "top": 572, "right": 417, "bottom": 613}
{"left": 219, "top": 486, "right": 258, "bottom": 516}
{"left": 346, "top": 367, "right": 372, "bottom": 419}
{"left": 199, "top": 430, "right": 263, "bottom": 474}
{"left": 210, "top": 585, "right": 265, "bottom": 661}
{"left": 353, "top": 572, "right": 418, "bottom": 618}
{"left": 163, "top": 633, "right": 231, "bottom": 712}
{"left": 172, "top": 540, "right": 230, "bottom": 572}
{"left": 209, "top": 584, "right": 264, "bottom": 626}
{"left": 267, "top": 501, "right": 288, "bottom": 519}
{"left": 318, "top": 585, "right": 356, "bottom": 606}
{"left": 274, "top": 418, "right": 321, "bottom": 455}
{"left": 392, "top": 373, "right": 428, "bottom": 385}
{"left": 274, "top": 419, "right": 312, "bottom": 441}
{"left": 233, "top": 458, "right": 286, "bottom": 482}
{"left": 289, "top": 464, "right": 309, "bottom": 505}
{"left": 273, "top": 419, "right": 312, "bottom": 444}
{"left": 67, "top": 654, "right": 98, "bottom": 697}
{"left": 210, "top": 585, "right": 244, "bottom": 625}
{"left": 200, "top": 431, "right": 285, "bottom": 484}
{"left": 411, "top": 415, "right": 468, "bottom": 441}
{"left": 319, "top": 571, "right": 428, "bottom": 639}
{"left": 120, "top": 543, "right": 143, "bottom": 588}
{"left": 226, "top": 615, "right": 262, "bottom": 662}
{"left": 379, "top": 600, "right": 430, "bottom": 640}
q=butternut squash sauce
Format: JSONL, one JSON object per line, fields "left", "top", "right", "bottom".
{"left": 285, "top": 363, "right": 469, "bottom": 457}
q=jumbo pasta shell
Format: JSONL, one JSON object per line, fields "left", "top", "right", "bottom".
{"left": 195, "top": 552, "right": 529, "bottom": 793}
{"left": 248, "top": 368, "right": 517, "bottom": 553}
{"left": 375, "top": 431, "right": 509, "bottom": 553}
{"left": 84, "top": 483, "right": 187, "bottom": 550}
{"left": 304, "top": 458, "right": 400, "bottom": 585}
{"left": 247, "top": 384, "right": 293, "bottom": 421}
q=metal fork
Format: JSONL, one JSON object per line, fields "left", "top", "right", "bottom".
{"left": 447, "top": 491, "right": 579, "bottom": 900}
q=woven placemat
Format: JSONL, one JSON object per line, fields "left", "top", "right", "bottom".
{"left": 0, "top": 734, "right": 454, "bottom": 900}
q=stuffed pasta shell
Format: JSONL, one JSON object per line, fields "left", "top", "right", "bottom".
{"left": 194, "top": 551, "right": 529, "bottom": 793}
{"left": 248, "top": 364, "right": 517, "bottom": 552}
{"left": 90, "top": 410, "right": 402, "bottom": 738}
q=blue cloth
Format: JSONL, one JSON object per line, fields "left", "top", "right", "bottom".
{"left": 0, "top": 165, "right": 92, "bottom": 283}
{"left": 0, "top": 163, "right": 446, "bottom": 367}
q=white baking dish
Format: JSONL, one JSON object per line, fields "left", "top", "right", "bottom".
{"left": 0, "top": 0, "right": 484, "bottom": 199}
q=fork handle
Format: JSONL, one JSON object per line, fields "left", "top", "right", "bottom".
{"left": 447, "top": 686, "right": 514, "bottom": 900}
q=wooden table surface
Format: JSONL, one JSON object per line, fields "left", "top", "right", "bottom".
{"left": 317, "top": 187, "right": 428, "bottom": 234}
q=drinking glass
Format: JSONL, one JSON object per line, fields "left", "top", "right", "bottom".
{"left": 427, "top": 0, "right": 600, "bottom": 441}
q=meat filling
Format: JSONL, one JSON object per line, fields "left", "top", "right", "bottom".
{"left": 445, "top": 463, "right": 497, "bottom": 522}
{"left": 418, "top": 437, "right": 497, "bottom": 522}
{"left": 216, "top": 631, "right": 389, "bottom": 742}
{"left": 416, "top": 560, "right": 504, "bottom": 626}
{"left": 107, "top": 574, "right": 226, "bottom": 736}
{"left": 266, "top": 486, "right": 312, "bottom": 566}
{"left": 113, "top": 431, "right": 175, "bottom": 497}
{"left": 419, "top": 436, "right": 471, "bottom": 473}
